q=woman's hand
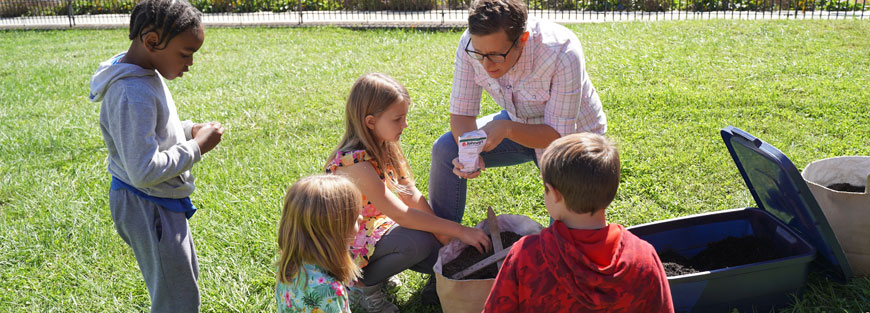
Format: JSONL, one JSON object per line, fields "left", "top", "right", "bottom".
{"left": 480, "top": 119, "right": 512, "bottom": 152}
{"left": 457, "top": 226, "right": 491, "bottom": 254}
{"left": 452, "top": 157, "right": 486, "bottom": 179}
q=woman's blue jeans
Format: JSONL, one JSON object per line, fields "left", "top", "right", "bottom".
{"left": 428, "top": 110, "right": 539, "bottom": 223}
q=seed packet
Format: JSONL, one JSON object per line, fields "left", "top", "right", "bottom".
{"left": 458, "top": 130, "right": 487, "bottom": 173}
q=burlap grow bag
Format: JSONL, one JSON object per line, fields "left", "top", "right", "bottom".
{"left": 432, "top": 214, "right": 543, "bottom": 313}
{"left": 802, "top": 156, "right": 870, "bottom": 276}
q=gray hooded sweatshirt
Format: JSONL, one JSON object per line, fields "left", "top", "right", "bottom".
{"left": 90, "top": 53, "right": 201, "bottom": 199}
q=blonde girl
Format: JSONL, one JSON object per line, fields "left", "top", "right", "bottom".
{"left": 275, "top": 175, "right": 362, "bottom": 313}
{"left": 326, "top": 73, "right": 491, "bottom": 311}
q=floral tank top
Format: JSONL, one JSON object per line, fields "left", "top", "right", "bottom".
{"left": 325, "top": 150, "right": 397, "bottom": 268}
{"left": 275, "top": 263, "right": 350, "bottom": 313}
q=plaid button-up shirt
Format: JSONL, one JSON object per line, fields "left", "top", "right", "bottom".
{"left": 449, "top": 18, "right": 606, "bottom": 159}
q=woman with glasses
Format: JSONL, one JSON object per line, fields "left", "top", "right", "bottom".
{"left": 428, "top": 0, "right": 607, "bottom": 225}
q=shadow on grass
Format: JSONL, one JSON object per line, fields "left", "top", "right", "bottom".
{"left": 397, "top": 277, "right": 443, "bottom": 313}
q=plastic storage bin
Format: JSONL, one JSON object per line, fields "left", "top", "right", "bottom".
{"left": 628, "top": 126, "right": 852, "bottom": 313}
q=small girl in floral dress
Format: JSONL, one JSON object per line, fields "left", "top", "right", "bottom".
{"left": 275, "top": 175, "right": 362, "bottom": 313}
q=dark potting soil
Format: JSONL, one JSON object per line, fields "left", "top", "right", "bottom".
{"left": 442, "top": 231, "right": 523, "bottom": 280}
{"left": 827, "top": 183, "right": 865, "bottom": 193}
{"left": 658, "top": 250, "right": 699, "bottom": 276}
{"left": 659, "top": 235, "right": 784, "bottom": 276}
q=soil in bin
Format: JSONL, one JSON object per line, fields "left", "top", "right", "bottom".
{"left": 442, "top": 231, "right": 523, "bottom": 280}
{"left": 659, "top": 235, "right": 785, "bottom": 276}
{"left": 827, "top": 183, "right": 865, "bottom": 193}
{"left": 658, "top": 250, "right": 698, "bottom": 276}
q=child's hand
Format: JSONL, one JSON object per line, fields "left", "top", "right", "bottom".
{"left": 191, "top": 123, "right": 205, "bottom": 138}
{"left": 452, "top": 157, "right": 485, "bottom": 179}
{"left": 458, "top": 226, "right": 491, "bottom": 254}
{"left": 191, "top": 122, "right": 223, "bottom": 137}
{"left": 434, "top": 233, "right": 453, "bottom": 245}
{"left": 193, "top": 122, "right": 224, "bottom": 155}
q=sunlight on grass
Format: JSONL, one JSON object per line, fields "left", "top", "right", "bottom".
{"left": 1, "top": 20, "right": 869, "bottom": 312}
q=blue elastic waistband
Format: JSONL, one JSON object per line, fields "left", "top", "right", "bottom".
{"left": 111, "top": 177, "right": 197, "bottom": 219}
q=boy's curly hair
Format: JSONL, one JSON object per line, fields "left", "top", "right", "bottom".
{"left": 129, "top": 0, "right": 202, "bottom": 49}
{"left": 468, "top": 0, "right": 527, "bottom": 41}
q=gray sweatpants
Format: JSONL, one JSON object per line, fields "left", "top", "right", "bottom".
{"left": 110, "top": 189, "right": 200, "bottom": 313}
{"left": 360, "top": 226, "right": 442, "bottom": 286}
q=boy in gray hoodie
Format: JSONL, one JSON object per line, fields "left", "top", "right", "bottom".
{"left": 88, "top": 0, "right": 223, "bottom": 311}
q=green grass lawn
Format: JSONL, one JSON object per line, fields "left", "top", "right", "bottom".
{"left": 1, "top": 20, "right": 869, "bottom": 312}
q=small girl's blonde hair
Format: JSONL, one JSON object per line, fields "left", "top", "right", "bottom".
{"left": 330, "top": 72, "right": 414, "bottom": 194}
{"left": 276, "top": 175, "right": 362, "bottom": 285}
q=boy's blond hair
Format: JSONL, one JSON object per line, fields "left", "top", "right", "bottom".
{"left": 276, "top": 175, "right": 361, "bottom": 285}
{"left": 540, "top": 133, "right": 620, "bottom": 215}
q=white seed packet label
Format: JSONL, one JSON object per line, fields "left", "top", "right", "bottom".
{"left": 458, "top": 130, "right": 487, "bottom": 173}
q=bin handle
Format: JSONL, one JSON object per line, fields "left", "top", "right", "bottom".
{"left": 727, "top": 127, "right": 762, "bottom": 147}
{"left": 865, "top": 173, "right": 869, "bottom": 194}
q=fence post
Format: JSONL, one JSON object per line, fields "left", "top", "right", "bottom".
{"left": 67, "top": 0, "right": 75, "bottom": 27}
{"left": 440, "top": 0, "right": 446, "bottom": 26}
{"left": 297, "top": 0, "right": 303, "bottom": 25}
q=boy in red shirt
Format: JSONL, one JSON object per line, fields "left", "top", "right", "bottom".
{"left": 484, "top": 133, "right": 674, "bottom": 312}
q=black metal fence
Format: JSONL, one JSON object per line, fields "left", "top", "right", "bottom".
{"left": 1, "top": 0, "right": 866, "bottom": 29}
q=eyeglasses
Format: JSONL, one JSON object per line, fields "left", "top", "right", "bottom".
{"left": 464, "top": 38, "right": 518, "bottom": 64}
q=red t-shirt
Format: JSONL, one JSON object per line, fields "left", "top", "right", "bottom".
{"left": 483, "top": 221, "right": 674, "bottom": 313}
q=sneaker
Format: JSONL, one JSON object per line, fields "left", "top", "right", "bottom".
{"left": 350, "top": 283, "right": 399, "bottom": 313}
{"left": 421, "top": 275, "right": 439, "bottom": 307}
{"left": 385, "top": 275, "right": 403, "bottom": 290}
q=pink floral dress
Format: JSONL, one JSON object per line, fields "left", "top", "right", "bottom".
{"left": 325, "top": 150, "right": 398, "bottom": 268}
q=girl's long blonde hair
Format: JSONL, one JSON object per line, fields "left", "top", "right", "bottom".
{"left": 330, "top": 73, "right": 414, "bottom": 193}
{"left": 276, "top": 175, "right": 362, "bottom": 285}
